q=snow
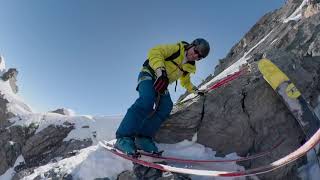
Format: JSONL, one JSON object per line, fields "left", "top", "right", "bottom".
{"left": 0, "top": 79, "right": 32, "bottom": 116}
{"left": 158, "top": 141, "right": 247, "bottom": 180}
{"left": 8, "top": 111, "right": 122, "bottom": 143}
{"left": 283, "top": 0, "right": 309, "bottom": 23}
{"left": 20, "top": 145, "right": 133, "bottom": 180}
{"left": 63, "top": 115, "right": 123, "bottom": 142}
{"left": 0, "top": 55, "right": 6, "bottom": 74}
{"left": 61, "top": 108, "right": 75, "bottom": 116}
{"left": 0, "top": 155, "right": 25, "bottom": 180}
{"left": 0, "top": 56, "right": 32, "bottom": 115}
{"left": 17, "top": 139, "right": 248, "bottom": 180}
{"left": 270, "top": 38, "right": 279, "bottom": 45}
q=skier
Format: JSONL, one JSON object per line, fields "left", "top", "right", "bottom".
{"left": 115, "top": 38, "right": 211, "bottom": 155}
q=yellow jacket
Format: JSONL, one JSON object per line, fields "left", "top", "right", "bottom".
{"left": 142, "top": 41, "right": 196, "bottom": 93}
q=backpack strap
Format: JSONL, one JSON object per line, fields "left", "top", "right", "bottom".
{"left": 165, "top": 42, "right": 192, "bottom": 75}
{"left": 164, "top": 42, "right": 192, "bottom": 92}
{"left": 165, "top": 43, "right": 181, "bottom": 61}
{"left": 164, "top": 41, "right": 189, "bottom": 61}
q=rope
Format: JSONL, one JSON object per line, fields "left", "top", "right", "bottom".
{"left": 195, "top": 95, "right": 206, "bottom": 133}
{"left": 138, "top": 93, "right": 161, "bottom": 135}
{"left": 147, "top": 93, "right": 161, "bottom": 119}
{"left": 139, "top": 138, "right": 285, "bottom": 163}
{"left": 177, "top": 64, "right": 250, "bottom": 106}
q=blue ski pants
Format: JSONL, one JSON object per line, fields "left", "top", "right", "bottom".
{"left": 116, "top": 72, "right": 173, "bottom": 138}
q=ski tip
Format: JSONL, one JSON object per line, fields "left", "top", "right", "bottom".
{"left": 257, "top": 58, "right": 272, "bottom": 69}
{"left": 257, "top": 58, "right": 290, "bottom": 90}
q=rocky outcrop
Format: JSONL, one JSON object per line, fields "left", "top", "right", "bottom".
{"left": 303, "top": 0, "right": 320, "bottom": 18}
{"left": 0, "top": 72, "right": 92, "bottom": 178}
{"left": 50, "top": 108, "right": 74, "bottom": 116}
{"left": 0, "top": 125, "right": 34, "bottom": 175}
{"left": 118, "top": 164, "right": 191, "bottom": 180}
{"left": 1, "top": 68, "right": 19, "bottom": 94}
{"left": 0, "top": 95, "right": 14, "bottom": 128}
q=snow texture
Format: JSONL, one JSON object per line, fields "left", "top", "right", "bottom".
{"left": 283, "top": 0, "right": 309, "bottom": 23}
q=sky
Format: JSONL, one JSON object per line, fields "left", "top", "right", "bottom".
{"left": 0, "top": 0, "right": 285, "bottom": 116}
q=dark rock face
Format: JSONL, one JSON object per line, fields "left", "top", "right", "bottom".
{"left": 0, "top": 136, "right": 22, "bottom": 175}
{"left": 0, "top": 92, "right": 27, "bottom": 175}
{"left": 22, "top": 125, "right": 74, "bottom": 167}
{"left": 0, "top": 94, "right": 15, "bottom": 128}
{"left": 0, "top": 96, "right": 93, "bottom": 178}
{"left": 118, "top": 164, "right": 191, "bottom": 180}
{"left": 1, "top": 68, "right": 19, "bottom": 94}
{"left": 49, "top": 108, "right": 73, "bottom": 116}
{"left": 2, "top": 68, "right": 18, "bottom": 81}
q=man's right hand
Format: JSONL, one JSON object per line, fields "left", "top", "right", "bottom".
{"left": 153, "top": 68, "right": 169, "bottom": 94}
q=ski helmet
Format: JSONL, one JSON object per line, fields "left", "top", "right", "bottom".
{"left": 191, "top": 38, "right": 210, "bottom": 58}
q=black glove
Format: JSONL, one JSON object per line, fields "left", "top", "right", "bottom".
{"left": 194, "top": 87, "right": 206, "bottom": 96}
{"left": 196, "top": 90, "right": 205, "bottom": 96}
{"left": 153, "top": 68, "right": 169, "bottom": 94}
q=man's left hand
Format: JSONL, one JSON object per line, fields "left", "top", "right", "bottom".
{"left": 195, "top": 89, "right": 206, "bottom": 96}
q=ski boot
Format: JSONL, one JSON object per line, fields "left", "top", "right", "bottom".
{"left": 135, "top": 136, "right": 159, "bottom": 154}
{"left": 114, "top": 137, "right": 137, "bottom": 155}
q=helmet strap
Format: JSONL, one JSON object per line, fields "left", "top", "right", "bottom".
{"left": 184, "top": 44, "right": 193, "bottom": 51}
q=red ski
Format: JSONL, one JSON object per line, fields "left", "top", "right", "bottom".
{"left": 102, "top": 138, "right": 284, "bottom": 163}
{"left": 99, "top": 129, "right": 320, "bottom": 177}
